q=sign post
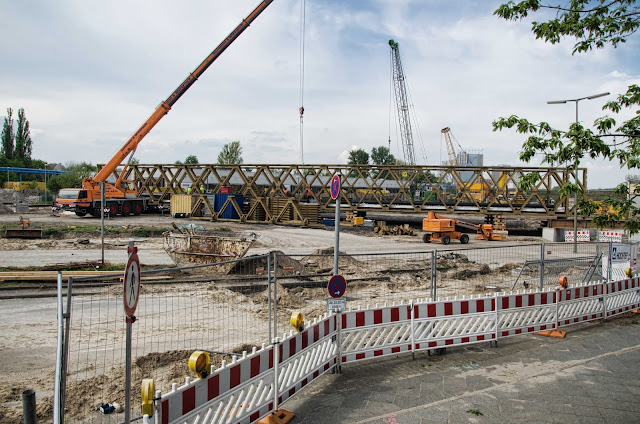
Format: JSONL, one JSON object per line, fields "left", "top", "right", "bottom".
{"left": 331, "top": 174, "right": 341, "bottom": 276}
{"left": 123, "top": 241, "right": 140, "bottom": 424}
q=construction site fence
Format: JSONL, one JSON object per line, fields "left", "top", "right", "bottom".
{"left": 54, "top": 240, "right": 637, "bottom": 423}
{"left": 145, "top": 275, "right": 640, "bottom": 424}
{"left": 55, "top": 253, "right": 274, "bottom": 424}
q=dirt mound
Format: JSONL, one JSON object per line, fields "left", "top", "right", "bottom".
{"left": 229, "top": 251, "right": 305, "bottom": 275}
{"left": 301, "top": 247, "right": 362, "bottom": 273}
{"left": 449, "top": 263, "right": 491, "bottom": 279}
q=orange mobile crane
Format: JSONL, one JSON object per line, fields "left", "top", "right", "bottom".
{"left": 55, "top": 0, "right": 275, "bottom": 217}
{"left": 422, "top": 212, "right": 508, "bottom": 244}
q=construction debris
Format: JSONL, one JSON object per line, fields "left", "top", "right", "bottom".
{"left": 373, "top": 221, "right": 415, "bottom": 237}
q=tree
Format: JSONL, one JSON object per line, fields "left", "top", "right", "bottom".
{"left": 1, "top": 108, "right": 14, "bottom": 160}
{"left": 14, "top": 108, "right": 32, "bottom": 163}
{"left": 370, "top": 146, "right": 395, "bottom": 165}
{"left": 493, "top": 0, "right": 640, "bottom": 233}
{"left": 185, "top": 155, "right": 199, "bottom": 164}
{"left": 347, "top": 148, "right": 369, "bottom": 165}
{"left": 217, "top": 141, "right": 243, "bottom": 164}
{"left": 47, "top": 162, "right": 97, "bottom": 193}
{"left": 494, "top": 1, "right": 640, "bottom": 54}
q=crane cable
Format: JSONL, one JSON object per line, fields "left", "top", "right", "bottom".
{"left": 299, "top": 0, "right": 306, "bottom": 164}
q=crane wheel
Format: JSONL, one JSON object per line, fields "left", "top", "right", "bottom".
{"left": 108, "top": 203, "right": 118, "bottom": 216}
{"left": 460, "top": 234, "right": 470, "bottom": 244}
{"left": 133, "top": 202, "right": 143, "bottom": 215}
{"left": 423, "top": 234, "right": 431, "bottom": 243}
{"left": 441, "top": 235, "right": 451, "bottom": 245}
{"left": 75, "top": 210, "right": 87, "bottom": 217}
{"left": 122, "top": 202, "right": 132, "bottom": 216}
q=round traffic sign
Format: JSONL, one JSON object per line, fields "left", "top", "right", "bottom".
{"left": 123, "top": 252, "right": 141, "bottom": 317}
{"left": 328, "top": 274, "right": 347, "bottom": 298}
{"left": 330, "top": 175, "right": 341, "bottom": 200}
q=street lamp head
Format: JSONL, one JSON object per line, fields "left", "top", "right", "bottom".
{"left": 587, "top": 92, "right": 610, "bottom": 100}
{"left": 547, "top": 100, "right": 568, "bottom": 104}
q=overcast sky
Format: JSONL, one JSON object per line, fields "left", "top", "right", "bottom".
{"left": 1, "top": 0, "right": 638, "bottom": 188}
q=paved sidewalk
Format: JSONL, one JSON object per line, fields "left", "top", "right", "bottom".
{"left": 284, "top": 315, "right": 640, "bottom": 423}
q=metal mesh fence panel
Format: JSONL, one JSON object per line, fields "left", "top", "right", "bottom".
{"left": 274, "top": 251, "right": 433, "bottom": 334}
{"left": 434, "top": 242, "right": 604, "bottom": 296}
{"left": 433, "top": 243, "right": 541, "bottom": 297}
{"left": 64, "top": 255, "right": 270, "bottom": 423}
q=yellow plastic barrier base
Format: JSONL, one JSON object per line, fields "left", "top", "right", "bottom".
{"left": 259, "top": 409, "right": 295, "bottom": 424}
{"left": 631, "top": 309, "right": 640, "bottom": 314}
{"left": 535, "top": 330, "right": 566, "bottom": 338}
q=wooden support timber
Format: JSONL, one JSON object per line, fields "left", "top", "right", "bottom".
{"left": 104, "top": 164, "right": 586, "bottom": 224}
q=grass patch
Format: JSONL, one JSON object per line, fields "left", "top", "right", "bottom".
{"left": 466, "top": 410, "right": 483, "bottom": 416}
{"left": 42, "top": 225, "right": 168, "bottom": 238}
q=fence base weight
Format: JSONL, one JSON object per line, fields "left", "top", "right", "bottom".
{"left": 259, "top": 409, "right": 295, "bottom": 424}
{"left": 535, "top": 330, "right": 566, "bottom": 338}
{"left": 631, "top": 309, "right": 640, "bottom": 314}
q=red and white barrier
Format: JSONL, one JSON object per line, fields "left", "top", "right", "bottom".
{"left": 599, "top": 230, "right": 623, "bottom": 242}
{"left": 151, "top": 314, "right": 338, "bottom": 424}
{"left": 341, "top": 303, "right": 413, "bottom": 363}
{"left": 565, "top": 230, "right": 591, "bottom": 242}
{"left": 147, "top": 276, "right": 640, "bottom": 424}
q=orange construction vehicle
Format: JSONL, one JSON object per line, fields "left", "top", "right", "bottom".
{"left": 55, "top": 0, "right": 275, "bottom": 217}
{"left": 422, "top": 212, "right": 507, "bottom": 244}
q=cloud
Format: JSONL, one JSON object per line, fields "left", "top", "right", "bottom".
{"left": 0, "top": 0, "right": 637, "bottom": 188}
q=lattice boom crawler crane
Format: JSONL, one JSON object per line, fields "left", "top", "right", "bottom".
{"left": 422, "top": 212, "right": 507, "bottom": 244}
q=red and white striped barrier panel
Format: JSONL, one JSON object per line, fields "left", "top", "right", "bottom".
{"left": 341, "top": 303, "right": 413, "bottom": 363}
{"left": 556, "top": 282, "right": 605, "bottom": 326}
{"left": 599, "top": 230, "right": 623, "bottom": 242}
{"left": 151, "top": 314, "right": 338, "bottom": 424}
{"left": 565, "top": 230, "right": 590, "bottom": 242}
{"left": 605, "top": 277, "right": 640, "bottom": 318}
{"left": 276, "top": 315, "right": 337, "bottom": 405}
{"left": 157, "top": 344, "right": 274, "bottom": 424}
{"left": 413, "top": 296, "right": 496, "bottom": 350}
{"left": 496, "top": 290, "right": 557, "bottom": 337}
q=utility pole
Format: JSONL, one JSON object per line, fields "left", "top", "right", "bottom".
{"left": 547, "top": 92, "right": 609, "bottom": 253}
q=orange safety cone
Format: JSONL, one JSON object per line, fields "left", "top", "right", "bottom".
{"left": 259, "top": 409, "right": 295, "bottom": 424}
{"left": 535, "top": 329, "right": 566, "bottom": 338}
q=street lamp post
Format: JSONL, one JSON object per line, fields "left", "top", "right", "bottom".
{"left": 547, "top": 92, "right": 610, "bottom": 253}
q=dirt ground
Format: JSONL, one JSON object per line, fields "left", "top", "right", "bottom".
{"left": 0, "top": 209, "right": 552, "bottom": 423}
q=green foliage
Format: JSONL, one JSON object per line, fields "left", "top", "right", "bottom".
{"left": 494, "top": 0, "right": 640, "bottom": 54}
{"left": 466, "top": 409, "right": 483, "bottom": 416}
{"left": 217, "top": 141, "right": 243, "bottom": 164}
{"left": 494, "top": 1, "right": 640, "bottom": 233}
{"left": 348, "top": 148, "right": 369, "bottom": 165}
{"left": 47, "top": 162, "right": 97, "bottom": 192}
{"left": 14, "top": 108, "right": 32, "bottom": 163}
{"left": 370, "top": 146, "right": 395, "bottom": 165}
{"left": 1, "top": 108, "right": 14, "bottom": 160}
{"left": 184, "top": 155, "right": 199, "bottom": 164}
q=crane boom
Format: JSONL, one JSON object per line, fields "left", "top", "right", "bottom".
{"left": 93, "top": 0, "right": 275, "bottom": 183}
{"left": 441, "top": 127, "right": 458, "bottom": 166}
{"left": 389, "top": 39, "right": 416, "bottom": 166}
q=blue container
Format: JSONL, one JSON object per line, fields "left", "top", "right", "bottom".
{"left": 214, "top": 193, "right": 243, "bottom": 219}
{"left": 323, "top": 219, "right": 335, "bottom": 227}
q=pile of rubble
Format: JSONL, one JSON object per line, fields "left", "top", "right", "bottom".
{"left": 0, "top": 189, "right": 40, "bottom": 214}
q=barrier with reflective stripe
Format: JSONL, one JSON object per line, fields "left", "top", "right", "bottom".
{"left": 144, "top": 277, "right": 640, "bottom": 424}
{"left": 150, "top": 314, "right": 337, "bottom": 424}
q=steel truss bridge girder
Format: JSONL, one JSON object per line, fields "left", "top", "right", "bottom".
{"left": 113, "top": 164, "right": 586, "bottom": 220}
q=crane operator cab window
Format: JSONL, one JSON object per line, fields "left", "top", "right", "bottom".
{"left": 120, "top": 181, "right": 136, "bottom": 192}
